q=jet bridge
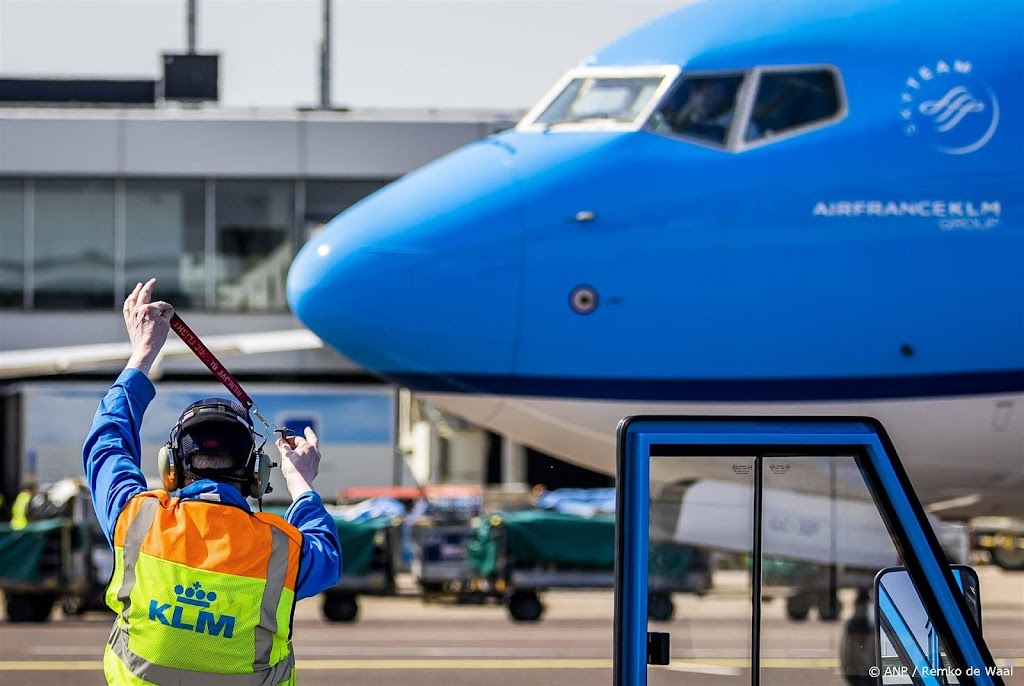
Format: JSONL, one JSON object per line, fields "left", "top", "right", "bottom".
{"left": 613, "top": 417, "right": 1002, "bottom": 686}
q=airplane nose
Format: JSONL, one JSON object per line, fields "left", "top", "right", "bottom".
{"left": 287, "top": 140, "right": 523, "bottom": 381}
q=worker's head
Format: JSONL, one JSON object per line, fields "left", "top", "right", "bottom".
{"left": 20, "top": 481, "right": 38, "bottom": 495}
{"left": 158, "top": 398, "right": 272, "bottom": 498}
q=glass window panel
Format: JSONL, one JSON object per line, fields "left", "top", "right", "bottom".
{"left": 0, "top": 180, "right": 24, "bottom": 308}
{"left": 34, "top": 179, "right": 115, "bottom": 309}
{"left": 746, "top": 70, "right": 841, "bottom": 142}
{"left": 649, "top": 75, "right": 748, "bottom": 145}
{"left": 125, "top": 180, "right": 206, "bottom": 309}
{"left": 534, "top": 76, "right": 665, "bottom": 128}
{"left": 215, "top": 180, "right": 294, "bottom": 312}
{"left": 647, "top": 453, "right": 903, "bottom": 686}
{"left": 649, "top": 456, "right": 754, "bottom": 686}
{"left": 760, "top": 455, "right": 895, "bottom": 686}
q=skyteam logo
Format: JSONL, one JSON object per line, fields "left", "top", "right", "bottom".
{"left": 148, "top": 581, "right": 236, "bottom": 638}
{"left": 901, "top": 60, "right": 999, "bottom": 155}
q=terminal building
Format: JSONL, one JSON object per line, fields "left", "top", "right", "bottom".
{"left": 0, "top": 99, "right": 609, "bottom": 502}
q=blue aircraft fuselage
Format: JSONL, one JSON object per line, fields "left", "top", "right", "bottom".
{"left": 288, "top": 0, "right": 1022, "bottom": 402}
{"left": 285, "top": 0, "right": 1023, "bottom": 515}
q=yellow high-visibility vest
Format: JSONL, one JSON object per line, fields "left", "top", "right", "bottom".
{"left": 103, "top": 490, "right": 302, "bottom": 685}
{"left": 11, "top": 491, "right": 32, "bottom": 530}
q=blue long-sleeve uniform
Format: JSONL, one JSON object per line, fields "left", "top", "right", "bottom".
{"left": 83, "top": 368, "right": 341, "bottom": 599}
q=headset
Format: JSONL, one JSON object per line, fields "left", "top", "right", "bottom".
{"left": 157, "top": 398, "right": 275, "bottom": 499}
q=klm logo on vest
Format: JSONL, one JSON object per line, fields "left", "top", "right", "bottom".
{"left": 149, "top": 582, "right": 235, "bottom": 638}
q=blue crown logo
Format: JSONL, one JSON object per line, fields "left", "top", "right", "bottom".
{"left": 175, "top": 581, "right": 218, "bottom": 608}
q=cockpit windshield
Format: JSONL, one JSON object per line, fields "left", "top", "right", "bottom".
{"left": 520, "top": 65, "right": 843, "bottom": 139}
{"left": 647, "top": 67, "right": 845, "bottom": 149}
{"left": 648, "top": 74, "right": 747, "bottom": 145}
{"left": 529, "top": 74, "right": 668, "bottom": 129}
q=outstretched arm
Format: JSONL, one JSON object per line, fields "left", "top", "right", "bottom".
{"left": 82, "top": 279, "right": 174, "bottom": 545}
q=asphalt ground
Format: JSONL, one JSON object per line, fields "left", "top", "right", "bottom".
{"left": 1, "top": 567, "right": 1020, "bottom": 686}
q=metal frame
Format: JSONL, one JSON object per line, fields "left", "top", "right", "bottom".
{"left": 613, "top": 416, "right": 1000, "bottom": 686}
{"left": 22, "top": 178, "right": 34, "bottom": 309}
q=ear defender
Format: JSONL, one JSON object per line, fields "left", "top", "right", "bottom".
{"left": 157, "top": 442, "right": 183, "bottom": 492}
{"left": 160, "top": 398, "right": 277, "bottom": 499}
{"left": 248, "top": 449, "right": 275, "bottom": 499}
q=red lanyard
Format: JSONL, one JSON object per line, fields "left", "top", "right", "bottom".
{"left": 170, "top": 314, "right": 280, "bottom": 436}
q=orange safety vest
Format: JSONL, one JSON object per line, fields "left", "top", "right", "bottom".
{"left": 103, "top": 490, "right": 302, "bottom": 685}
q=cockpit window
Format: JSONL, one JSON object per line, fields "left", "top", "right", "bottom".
{"left": 533, "top": 76, "right": 666, "bottom": 127}
{"left": 647, "top": 67, "right": 845, "bottom": 149}
{"left": 745, "top": 69, "right": 841, "bottom": 142}
{"left": 648, "top": 75, "right": 747, "bottom": 145}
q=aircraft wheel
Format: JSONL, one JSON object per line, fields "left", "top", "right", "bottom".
{"left": 648, "top": 593, "right": 675, "bottom": 622}
{"left": 507, "top": 591, "right": 544, "bottom": 622}
{"left": 817, "top": 593, "right": 842, "bottom": 622}
{"left": 990, "top": 546, "right": 1024, "bottom": 571}
{"left": 786, "top": 594, "right": 812, "bottom": 622}
{"left": 322, "top": 592, "right": 359, "bottom": 622}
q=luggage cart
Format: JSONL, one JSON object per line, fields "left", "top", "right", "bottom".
{"left": 411, "top": 519, "right": 476, "bottom": 595}
{"left": 0, "top": 483, "right": 104, "bottom": 622}
{"left": 407, "top": 487, "right": 483, "bottom": 597}
{"left": 321, "top": 516, "right": 402, "bottom": 622}
{"left": 467, "top": 510, "right": 711, "bottom": 622}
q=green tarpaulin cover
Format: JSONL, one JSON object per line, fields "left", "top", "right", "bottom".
{"left": 334, "top": 518, "right": 393, "bottom": 576}
{"left": 2, "top": 510, "right": 394, "bottom": 586}
{"left": 466, "top": 510, "right": 696, "bottom": 578}
{"left": 0, "top": 519, "right": 68, "bottom": 584}
{"left": 650, "top": 540, "right": 696, "bottom": 579}
{"left": 264, "top": 508, "right": 394, "bottom": 577}
{"left": 761, "top": 557, "right": 819, "bottom": 585}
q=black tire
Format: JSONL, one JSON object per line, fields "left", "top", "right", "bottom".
{"left": 5, "top": 594, "right": 36, "bottom": 623}
{"left": 322, "top": 592, "right": 359, "bottom": 623}
{"left": 6, "top": 593, "right": 54, "bottom": 623}
{"left": 34, "top": 594, "right": 57, "bottom": 622}
{"left": 817, "top": 593, "right": 842, "bottom": 622}
{"left": 61, "top": 595, "right": 88, "bottom": 616}
{"left": 507, "top": 591, "right": 543, "bottom": 622}
{"left": 648, "top": 593, "right": 675, "bottom": 622}
{"left": 991, "top": 546, "right": 1024, "bottom": 571}
{"left": 786, "top": 594, "right": 812, "bottom": 622}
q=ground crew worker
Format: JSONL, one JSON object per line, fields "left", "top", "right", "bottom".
{"left": 83, "top": 278, "right": 341, "bottom": 685}
{"left": 10, "top": 482, "right": 37, "bottom": 530}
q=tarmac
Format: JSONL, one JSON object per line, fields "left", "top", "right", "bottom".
{"left": 1, "top": 567, "right": 1020, "bottom": 686}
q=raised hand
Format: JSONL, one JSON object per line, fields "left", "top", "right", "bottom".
{"left": 275, "top": 427, "right": 321, "bottom": 499}
{"left": 123, "top": 278, "right": 174, "bottom": 376}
